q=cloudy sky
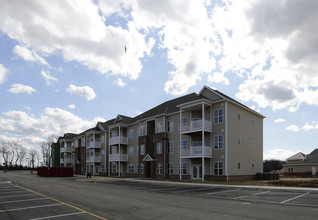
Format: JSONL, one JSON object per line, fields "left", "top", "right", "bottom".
{"left": 1, "top": 0, "right": 318, "bottom": 161}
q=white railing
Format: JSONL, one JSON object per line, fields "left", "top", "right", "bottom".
{"left": 109, "top": 136, "right": 128, "bottom": 145}
{"left": 181, "top": 119, "right": 212, "bottom": 132}
{"left": 109, "top": 153, "right": 128, "bottom": 162}
{"left": 86, "top": 156, "right": 102, "bottom": 163}
{"left": 181, "top": 146, "right": 212, "bottom": 158}
{"left": 87, "top": 142, "right": 101, "bottom": 149}
{"left": 61, "top": 158, "right": 73, "bottom": 164}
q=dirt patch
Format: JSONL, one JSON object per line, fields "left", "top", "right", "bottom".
{"left": 266, "top": 178, "right": 318, "bottom": 188}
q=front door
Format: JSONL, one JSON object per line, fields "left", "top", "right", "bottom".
{"left": 192, "top": 165, "right": 202, "bottom": 180}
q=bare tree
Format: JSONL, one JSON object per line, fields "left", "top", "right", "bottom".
{"left": 29, "top": 149, "right": 38, "bottom": 169}
{"left": 41, "top": 135, "right": 57, "bottom": 167}
{"left": 19, "top": 150, "right": 27, "bottom": 166}
{"left": 0, "top": 141, "right": 13, "bottom": 167}
{"left": 9, "top": 141, "right": 25, "bottom": 166}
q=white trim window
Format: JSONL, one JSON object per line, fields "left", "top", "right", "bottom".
{"left": 128, "top": 129, "right": 134, "bottom": 139}
{"left": 112, "top": 163, "right": 117, "bottom": 173}
{"left": 214, "top": 109, "right": 223, "bottom": 124}
{"left": 238, "top": 162, "right": 241, "bottom": 169}
{"left": 214, "top": 135, "right": 223, "bottom": 149}
{"left": 214, "top": 161, "right": 223, "bottom": 175}
{"left": 140, "top": 144, "right": 145, "bottom": 155}
{"left": 128, "top": 164, "right": 134, "bottom": 173}
{"left": 251, "top": 140, "right": 255, "bottom": 148}
{"left": 156, "top": 163, "right": 162, "bottom": 174}
{"left": 167, "top": 120, "right": 174, "bottom": 132}
{"left": 179, "top": 140, "right": 187, "bottom": 152}
{"left": 192, "top": 141, "right": 202, "bottom": 147}
{"left": 238, "top": 137, "right": 241, "bottom": 145}
{"left": 140, "top": 163, "right": 144, "bottom": 174}
{"left": 179, "top": 162, "right": 187, "bottom": 175}
{"left": 178, "top": 117, "right": 187, "bottom": 130}
{"left": 128, "top": 146, "right": 134, "bottom": 155}
{"left": 168, "top": 163, "right": 174, "bottom": 174}
{"left": 138, "top": 125, "right": 146, "bottom": 136}
{"left": 155, "top": 121, "right": 163, "bottom": 133}
{"left": 288, "top": 167, "right": 294, "bottom": 173}
{"left": 168, "top": 141, "right": 174, "bottom": 154}
{"left": 156, "top": 142, "right": 162, "bottom": 154}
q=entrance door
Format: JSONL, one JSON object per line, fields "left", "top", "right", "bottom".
{"left": 192, "top": 165, "right": 202, "bottom": 180}
{"left": 312, "top": 167, "right": 316, "bottom": 176}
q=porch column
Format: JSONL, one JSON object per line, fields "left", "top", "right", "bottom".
{"left": 202, "top": 103, "right": 205, "bottom": 181}
{"left": 108, "top": 128, "right": 110, "bottom": 176}
{"left": 179, "top": 108, "right": 182, "bottom": 181}
{"left": 93, "top": 133, "right": 95, "bottom": 175}
{"left": 119, "top": 125, "right": 121, "bottom": 177}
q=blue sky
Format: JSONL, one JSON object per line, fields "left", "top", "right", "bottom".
{"left": 1, "top": 0, "right": 318, "bottom": 161}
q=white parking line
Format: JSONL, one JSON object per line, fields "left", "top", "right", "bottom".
{"left": 0, "top": 190, "right": 26, "bottom": 195}
{"left": 205, "top": 188, "right": 241, "bottom": 195}
{"left": 0, "top": 198, "right": 48, "bottom": 204}
{"left": 0, "top": 193, "right": 35, "bottom": 198}
{"left": 281, "top": 192, "right": 309, "bottom": 204}
{"left": 172, "top": 187, "right": 214, "bottom": 193}
{"left": 0, "top": 203, "right": 63, "bottom": 213}
{"left": 29, "top": 212, "right": 85, "bottom": 220}
{"left": 234, "top": 191, "right": 271, "bottom": 199}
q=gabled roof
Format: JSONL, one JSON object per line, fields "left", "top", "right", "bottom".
{"left": 62, "top": 133, "right": 77, "bottom": 140}
{"left": 286, "top": 152, "right": 306, "bottom": 161}
{"left": 285, "top": 149, "right": 318, "bottom": 165}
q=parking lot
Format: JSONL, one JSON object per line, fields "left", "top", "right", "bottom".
{"left": 1, "top": 172, "right": 318, "bottom": 220}
{"left": 97, "top": 179, "right": 318, "bottom": 207}
{"left": 0, "top": 181, "right": 104, "bottom": 220}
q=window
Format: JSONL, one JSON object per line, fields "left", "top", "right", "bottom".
{"left": 252, "top": 119, "right": 255, "bottom": 125}
{"left": 111, "top": 130, "right": 117, "bottom": 137}
{"left": 214, "top": 135, "right": 223, "bottom": 149}
{"left": 214, "top": 161, "right": 223, "bottom": 175}
{"left": 102, "top": 165, "right": 105, "bottom": 172}
{"left": 128, "top": 164, "right": 134, "bottom": 173}
{"left": 168, "top": 141, "right": 174, "bottom": 154}
{"left": 128, "top": 146, "right": 134, "bottom": 155}
{"left": 179, "top": 140, "right": 187, "bottom": 151}
{"left": 140, "top": 144, "right": 145, "bottom": 155}
{"left": 156, "top": 163, "right": 162, "bottom": 174}
{"left": 238, "top": 162, "right": 241, "bottom": 169}
{"left": 156, "top": 142, "right": 162, "bottom": 154}
{"left": 112, "top": 163, "right": 117, "bottom": 173}
{"left": 101, "top": 135, "right": 105, "bottom": 143}
{"left": 168, "top": 163, "right": 173, "bottom": 174}
{"left": 167, "top": 120, "right": 174, "bottom": 132}
{"left": 128, "top": 129, "right": 134, "bottom": 139}
{"left": 252, "top": 163, "right": 255, "bottom": 170}
{"left": 251, "top": 140, "right": 255, "bottom": 148}
{"left": 178, "top": 117, "right": 187, "bottom": 130}
{"left": 288, "top": 167, "right": 294, "bottom": 173}
{"left": 140, "top": 163, "right": 144, "bottom": 174}
{"left": 156, "top": 121, "right": 163, "bottom": 133}
{"left": 237, "top": 113, "right": 241, "bottom": 120}
{"left": 238, "top": 137, "right": 241, "bottom": 145}
{"left": 214, "top": 109, "right": 223, "bottom": 124}
{"left": 179, "top": 162, "right": 187, "bottom": 175}
{"left": 192, "top": 141, "right": 202, "bottom": 147}
{"left": 138, "top": 125, "right": 146, "bottom": 136}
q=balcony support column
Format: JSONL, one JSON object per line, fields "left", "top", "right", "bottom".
{"left": 179, "top": 108, "right": 182, "bottom": 181}
{"left": 119, "top": 125, "right": 121, "bottom": 177}
{"left": 108, "top": 128, "right": 110, "bottom": 176}
{"left": 202, "top": 103, "right": 205, "bottom": 181}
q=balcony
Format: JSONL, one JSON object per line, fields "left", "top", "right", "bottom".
{"left": 109, "top": 153, "right": 128, "bottom": 162}
{"left": 181, "top": 146, "right": 212, "bottom": 158}
{"left": 87, "top": 141, "right": 101, "bottom": 149}
{"left": 181, "top": 119, "right": 212, "bottom": 133}
{"left": 86, "top": 156, "right": 102, "bottom": 163}
{"left": 109, "top": 136, "right": 128, "bottom": 145}
{"left": 61, "top": 158, "right": 73, "bottom": 164}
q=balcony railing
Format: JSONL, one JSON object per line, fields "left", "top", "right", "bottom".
{"left": 60, "top": 158, "right": 73, "bottom": 164}
{"left": 109, "top": 153, "right": 128, "bottom": 162}
{"left": 86, "top": 156, "right": 102, "bottom": 163}
{"left": 109, "top": 136, "right": 128, "bottom": 145}
{"left": 181, "top": 146, "right": 212, "bottom": 158}
{"left": 87, "top": 142, "right": 101, "bottom": 149}
{"left": 181, "top": 119, "right": 212, "bottom": 133}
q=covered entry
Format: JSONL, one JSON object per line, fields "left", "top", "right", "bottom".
{"left": 192, "top": 164, "right": 202, "bottom": 180}
{"left": 143, "top": 154, "right": 156, "bottom": 178}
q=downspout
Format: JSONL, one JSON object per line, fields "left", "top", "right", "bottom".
{"left": 225, "top": 101, "right": 229, "bottom": 181}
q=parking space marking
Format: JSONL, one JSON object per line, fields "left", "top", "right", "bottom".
{"left": 0, "top": 203, "right": 62, "bottom": 213}
{"left": 234, "top": 191, "right": 271, "bottom": 199}
{"left": 281, "top": 192, "right": 309, "bottom": 204}
{"left": 205, "top": 188, "right": 241, "bottom": 195}
{"left": 11, "top": 183, "right": 109, "bottom": 220}
{"left": 29, "top": 211, "right": 84, "bottom": 220}
{"left": 0, "top": 190, "right": 26, "bottom": 195}
{"left": 171, "top": 187, "right": 214, "bottom": 194}
{"left": 0, "top": 193, "right": 35, "bottom": 198}
{"left": 0, "top": 197, "right": 48, "bottom": 204}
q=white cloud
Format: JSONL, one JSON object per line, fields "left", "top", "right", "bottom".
{"left": 274, "top": 118, "right": 286, "bottom": 123}
{"left": 264, "top": 148, "right": 299, "bottom": 161}
{"left": 68, "top": 104, "right": 76, "bottom": 110}
{"left": 286, "top": 125, "right": 299, "bottom": 132}
{"left": 66, "top": 84, "right": 96, "bottom": 100}
{"left": 0, "top": 0, "right": 153, "bottom": 81}
{"left": 8, "top": 84, "right": 36, "bottom": 95}
{"left": 13, "top": 45, "right": 47, "bottom": 65}
{"left": 0, "top": 64, "right": 8, "bottom": 84}
{"left": 0, "top": 108, "right": 105, "bottom": 137}
{"left": 302, "top": 122, "right": 318, "bottom": 131}
{"left": 114, "top": 78, "right": 126, "bottom": 87}
{"left": 41, "top": 70, "right": 58, "bottom": 85}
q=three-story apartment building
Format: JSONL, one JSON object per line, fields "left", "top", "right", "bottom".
{"left": 52, "top": 86, "right": 264, "bottom": 181}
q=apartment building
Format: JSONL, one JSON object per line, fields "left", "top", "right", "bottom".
{"left": 53, "top": 85, "right": 264, "bottom": 181}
